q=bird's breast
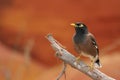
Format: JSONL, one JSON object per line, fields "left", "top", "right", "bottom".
{"left": 73, "top": 34, "right": 86, "bottom": 44}
{"left": 73, "top": 34, "right": 97, "bottom": 57}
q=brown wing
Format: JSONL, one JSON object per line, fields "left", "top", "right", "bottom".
{"left": 88, "top": 33, "right": 99, "bottom": 54}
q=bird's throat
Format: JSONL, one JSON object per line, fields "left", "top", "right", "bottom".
{"left": 74, "top": 33, "right": 86, "bottom": 44}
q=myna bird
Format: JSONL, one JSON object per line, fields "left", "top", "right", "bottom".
{"left": 71, "top": 22, "right": 102, "bottom": 69}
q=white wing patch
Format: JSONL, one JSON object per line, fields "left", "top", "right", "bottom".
{"left": 95, "top": 45, "right": 98, "bottom": 49}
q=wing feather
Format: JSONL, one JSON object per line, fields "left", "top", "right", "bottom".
{"left": 88, "top": 33, "right": 99, "bottom": 54}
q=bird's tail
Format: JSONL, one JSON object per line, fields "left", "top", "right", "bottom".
{"left": 94, "top": 58, "right": 102, "bottom": 68}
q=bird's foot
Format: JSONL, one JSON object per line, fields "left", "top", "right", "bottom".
{"left": 88, "top": 61, "right": 94, "bottom": 71}
{"left": 89, "top": 64, "right": 94, "bottom": 71}
{"left": 75, "top": 56, "right": 81, "bottom": 65}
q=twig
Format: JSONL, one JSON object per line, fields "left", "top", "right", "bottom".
{"left": 46, "top": 34, "right": 116, "bottom": 80}
{"left": 56, "top": 62, "right": 67, "bottom": 80}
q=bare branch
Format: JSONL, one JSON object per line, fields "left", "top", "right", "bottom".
{"left": 46, "top": 34, "right": 116, "bottom": 80}
{"left": 56, "top": 62, "right": 67, "bottom": 80}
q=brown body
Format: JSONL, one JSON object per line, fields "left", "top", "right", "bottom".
{"left": 73, "top": 33, "right": 98, "bottom": 59}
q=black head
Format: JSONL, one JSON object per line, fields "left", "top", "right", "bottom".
{"left": 71, "top": 22, "right": 88, "bottom": 34}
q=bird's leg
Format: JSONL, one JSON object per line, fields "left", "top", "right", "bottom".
{"left": 75, "top": 54, "right": 82, "bottom": 64}
{"left": 89, "top": 58, "right": 94, "bottom": 70}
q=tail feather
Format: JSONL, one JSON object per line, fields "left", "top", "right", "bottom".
{"left": 94, "top": 59, "right": 102, "bottom": 68}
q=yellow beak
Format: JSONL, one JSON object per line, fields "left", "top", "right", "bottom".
{"left": 70, "top": 23, "right": 76, "bottom": 27}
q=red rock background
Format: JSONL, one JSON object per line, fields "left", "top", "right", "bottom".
{"left": 0, "top": 0, "right": 120, "bottom": 80}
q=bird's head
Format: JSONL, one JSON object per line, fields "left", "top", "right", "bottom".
{"left": 70, "top": 22, "right": 88, "bottom": 34}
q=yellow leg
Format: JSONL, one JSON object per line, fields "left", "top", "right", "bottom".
{"left": 76, "top": 54, "right": 82, "bottom": 64}
{"left": 89, "top": 59, "right": 94, "bottom": 70}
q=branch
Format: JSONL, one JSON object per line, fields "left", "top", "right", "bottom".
{"left": 56, "top": 62, "right": 67, "bottom": 80}
{"left": 46, "top": 34, "right": 116, "bottom": 80}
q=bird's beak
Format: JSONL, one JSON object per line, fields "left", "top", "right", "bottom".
{"left": 70, "top": 23, "right": 76, "bottom": 27}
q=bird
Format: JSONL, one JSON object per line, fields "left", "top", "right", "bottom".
{"left": 71, "top": 22, "right": 102, "bottom": 69}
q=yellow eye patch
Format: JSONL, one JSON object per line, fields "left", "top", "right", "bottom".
{"left": 79, "top": 24, "right": 84, "bottom": 27}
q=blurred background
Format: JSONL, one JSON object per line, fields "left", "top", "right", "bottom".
{"left": 0, "top": 0, "right": 120, "bottom": 80}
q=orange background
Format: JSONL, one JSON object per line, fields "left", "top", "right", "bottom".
{"left": 0, "top": 0, "right": 120, "bottom": 80}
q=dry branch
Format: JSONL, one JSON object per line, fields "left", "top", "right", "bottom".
{"left": 56, "top": 62, "right": 67, "bottom": 80}
{"left": 46, "top": 34, "right": 115, "bottom": 80}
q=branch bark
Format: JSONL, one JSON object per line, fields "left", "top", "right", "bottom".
{"left": 46, "top": 34, "right": 116, "bottom": 80}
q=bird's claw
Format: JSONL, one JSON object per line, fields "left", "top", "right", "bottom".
{"left": 75, "top": 56, "right": 81, "bottom": 65}
{"left": 89, "top": 64, "right": 94, "bottom": 71}
{"left": 88, "top": 61, "right": 95, "bottom": 71}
